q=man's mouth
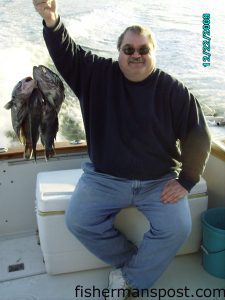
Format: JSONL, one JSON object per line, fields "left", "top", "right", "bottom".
{"left": 128, "top": 58, "right": 144, "bottom": 64}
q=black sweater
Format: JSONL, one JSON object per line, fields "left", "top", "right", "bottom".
{"left": 43, "top": 19, "right": 211, "bottom": 191}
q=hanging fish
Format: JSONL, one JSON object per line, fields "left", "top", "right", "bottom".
{"left": 33, "top": 65, "right": 65, "bottom": 113}
{"left": 33, "top": 65, "right": 65, "bottom": 160}
{"left": 4, "top": 77, "right": 38, "bottom": 159}
{"left": 5, "top": 66, "right": 65, "bottom": 161}
{"left": 39, "top": 100, "right": 58, "bottom": 160}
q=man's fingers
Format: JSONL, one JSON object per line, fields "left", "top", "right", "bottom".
{"left": 33, "top": 0, "right": 51, "bottom": 10}
{"left": 161, "top": 189, "right": 178, "bottom": 203}
{"left": 33, "top": 0, "right": 48, "bottom": 5}
{"left": 161, "top": 179, "right": 188, "bottom": 204}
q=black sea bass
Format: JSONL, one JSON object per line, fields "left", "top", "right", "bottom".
{"left": 33, "top": 65, "right": 65, "bottom": 159}
{"left": 5, "top": 65, "right": 65, "bottom": 160}
{"left": 4, "top": 77, "right": 41, "bottom": 160}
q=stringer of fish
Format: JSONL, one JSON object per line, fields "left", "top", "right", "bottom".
{"left": 4, "top": 66, "right": 65, "bottom": 161}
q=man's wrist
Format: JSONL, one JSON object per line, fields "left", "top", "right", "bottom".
{"left": 176, "top": 177, "right": 196, "bottom": 192}
{"left": 45, "top": 14, "right": 59, "bottom": 28}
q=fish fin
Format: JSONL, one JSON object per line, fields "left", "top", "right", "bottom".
{"left": 19, "top": 128, "right": 26, "bottom": 145}
{"left": 40, "top": 135, "right": 45, "bottom": 146}
{"left": 29, "top": 113, "right": 36, "bottom": 162}
{"left": 28, "top": 89, "right": 42, "bottom": 161}
{"left": 41, "top": 92, "right": 55, "bottom": 109}
{"left": 4, "top": 100, "right": 13, "bottom": 110}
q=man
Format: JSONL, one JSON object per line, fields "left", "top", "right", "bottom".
{"left": 33, "top": 1, "right": 211, "bottom": 299}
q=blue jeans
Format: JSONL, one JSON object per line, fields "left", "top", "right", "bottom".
{"left": 65, "top": 162, "right": 191, "bottom": 289}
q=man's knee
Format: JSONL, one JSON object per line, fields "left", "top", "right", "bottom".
{"left": 65, "top": 194, "right": 88, "bottom": 236}
{"left": 153, "top": 214, "right": 192, "bottom": 243}
{"left": 65, "top": 181, "right": 92, "bottom": 232}
{"left": 171, "top": 216, "right": 192, "bottom": 243}
{"left": 65, "top": 205, "right": 79, "bottom": 234}
{"left": 166, "top": 202, "right": 192, "bottom": 243}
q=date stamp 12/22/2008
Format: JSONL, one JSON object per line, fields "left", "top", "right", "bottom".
{"left": 202, "top": 13, "right": 211, "bottom": 67}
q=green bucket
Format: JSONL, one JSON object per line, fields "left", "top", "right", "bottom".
{"left": 201, "top": 208, "right": 225, "bottom": 279}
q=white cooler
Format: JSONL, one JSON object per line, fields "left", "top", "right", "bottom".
{"left": 36, "top": 169, "right": 208, "bottom": 275}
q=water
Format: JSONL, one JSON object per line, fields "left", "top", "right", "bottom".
{"left": 1, "top": 0, "right": 225, "bottom": 147}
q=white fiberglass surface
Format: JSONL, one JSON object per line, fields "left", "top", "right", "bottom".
{"left": 0, "top": 235, "right": 224, "bottom": 300}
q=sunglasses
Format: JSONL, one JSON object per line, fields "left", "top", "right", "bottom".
{"left": 121, "top": 46, "right": 151, "bottom": 56}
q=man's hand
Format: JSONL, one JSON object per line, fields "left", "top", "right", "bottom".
{"left": 161, "top": 179, "right": 188, "bottom": 204}
{"left": 33, "top": 0, "right": 58, "bottom": 28}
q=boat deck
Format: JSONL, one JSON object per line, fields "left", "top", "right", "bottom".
{"left": 0, "top": 234, "right": 224, "bottom": 300}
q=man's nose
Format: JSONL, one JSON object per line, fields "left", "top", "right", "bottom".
{"left": 131, "top": 50, "right": 141, "bottom": 57}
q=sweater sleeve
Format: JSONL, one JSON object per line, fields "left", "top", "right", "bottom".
{"left": 42, "top": 17, "right": 105, "bottom": 98}
{"left": 172, "top": 85, "right": 211, "bottom": 191}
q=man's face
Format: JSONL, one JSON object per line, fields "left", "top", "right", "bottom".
{"left": 118, "top": 30, "right": 156, "bottom": 82}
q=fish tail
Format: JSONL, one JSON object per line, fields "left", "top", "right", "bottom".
{"left": 31, "top": 120, "right": 38, "bottom": 162}
{"left": 45, "top": 147, "right": 55, "bottom": 161}
{"left": 28, "top": 92, "right": 41, "bottom": 162}
{"left": 24, "top": 145, "right": 32, "bottom": 160}
{"left": 33, "top": 148, "right": 37, "bottom": 162}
